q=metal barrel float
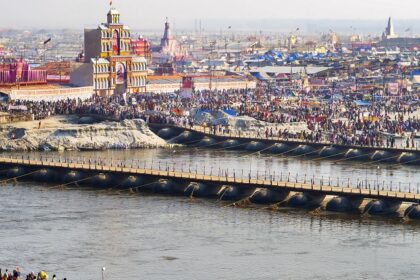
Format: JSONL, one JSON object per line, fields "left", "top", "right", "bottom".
{"left": 287, "top": 192, "right": 326, "bottom": 208}
{"left": 249, "top": 188, "right": 289, "bottom": 204}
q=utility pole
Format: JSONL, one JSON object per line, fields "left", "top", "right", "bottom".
{"left": 209, "top": 41, "right": 215, "bottom": 90}
{"left": 101, "top": 267, "right": 106, "bottom": 280}
{"left": 95, "top": 56, "right": 99, "bottom": 95}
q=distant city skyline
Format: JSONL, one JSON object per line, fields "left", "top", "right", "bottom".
{"left": 1, "top": 0, "right": 420, "bottom": 33}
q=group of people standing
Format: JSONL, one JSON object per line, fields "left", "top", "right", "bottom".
{"left": 0, "top": 82, "right": 419, "bottom": 149}
{"left": 0, "top": 268, "right": 64, "bottom": 280}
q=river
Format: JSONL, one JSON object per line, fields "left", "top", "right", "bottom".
{"left": 1, "top": 148, "right": 420, "bottom": 279}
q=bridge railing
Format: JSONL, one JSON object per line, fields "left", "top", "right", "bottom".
{"left": 2, "top": 154, "right": 419, "bottom": 196}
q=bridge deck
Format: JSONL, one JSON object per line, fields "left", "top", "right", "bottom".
{"left": 1, "top": 156, "right": 419, "bottom": 203}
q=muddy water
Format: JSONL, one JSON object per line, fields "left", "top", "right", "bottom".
{"left": 1, "top": 148, "right": 419, "bottom": 279}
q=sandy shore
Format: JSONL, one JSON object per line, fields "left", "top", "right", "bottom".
{"left": 0, "top": 115, "right": 167, "bottom": 151}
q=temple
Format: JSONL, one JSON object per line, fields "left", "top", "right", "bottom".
{"left": 379, "top": 17, "right": 420, "bottom": 49}
{"left": 71, "top": 5, "right": 148, "bottom": 95}
{"left": 160, "top": 18, "right": 180, "bottom": 57}
{"left": 382, "top": 17, "right": 397, "bottom": 40}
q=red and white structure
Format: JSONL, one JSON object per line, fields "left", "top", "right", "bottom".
{"left": 0, "top": 59, "right": 47, "bottom": 86}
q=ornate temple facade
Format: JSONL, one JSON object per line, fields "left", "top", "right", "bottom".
{"left": 71, "top": 6, "right": 147, "bottom": 95}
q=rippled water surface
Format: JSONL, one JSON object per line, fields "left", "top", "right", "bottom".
{"left": 1, "top": 149, "right": 420, "bottom": 279}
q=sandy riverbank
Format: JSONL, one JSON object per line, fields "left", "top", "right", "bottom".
{"left": 0, "top": 115, "right": 167, "bottom": 151}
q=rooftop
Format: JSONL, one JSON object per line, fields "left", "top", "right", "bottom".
{"left": 251, "top": 66, "right": 330, "bottom": 75}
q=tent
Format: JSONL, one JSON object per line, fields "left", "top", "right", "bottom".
{"left": 223, "top": 109, "right": 237, "bottom": 116}
{"left": 250, "top": 72, "right": 272, "bottom": 81}
{"left": 354, "top": 100, "right": 372, "bottom": 106}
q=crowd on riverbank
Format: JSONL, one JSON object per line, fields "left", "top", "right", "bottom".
{"left": 0, "top": 267, "right": 64, "bottom": 280}
{"left": 1, "top": 83, "right": 419, "bottom": 148}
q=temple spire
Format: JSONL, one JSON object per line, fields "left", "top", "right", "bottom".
{"left": 383, "top": 17, "right": 397, "bottom": 39}
{"left": 163, "top": 17, "right": 173, "bottom": 40}
{"left": 107, "top": 4, "right": 120, "bottom": 25}
{"left": 387, "top": 17, "right": 394, "bottom": 35}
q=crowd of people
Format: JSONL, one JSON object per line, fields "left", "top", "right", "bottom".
{"left": 0, "top": 267, "right": 64, "bottom": 280}
{"left": 1, "top": 81, "right": 419, "bottom": 148}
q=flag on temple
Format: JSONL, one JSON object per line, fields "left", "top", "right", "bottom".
{"left": 43, "top": 38, "right": 51, "bottom": 45}
{"left": 110, "top": 0, "right": 112, "bottom": 6}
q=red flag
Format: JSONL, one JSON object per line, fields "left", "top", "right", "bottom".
{"left": 109, "top": 0, "right": 112, "bottom": 6}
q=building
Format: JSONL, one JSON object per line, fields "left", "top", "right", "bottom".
{"left": 70, "top": 5, "right": 147, "bottom": 95}
{"left": 34, "top": 61, "right": 71, "bottom": 83}
{"left": 152, "top": 18, "right": 186, "bottom": 64}
{"left": 155, "top": 62, "right": 176, "bottom": 75}
{"left": 146, "top": 74, "right": 256, "bottom": 93}
{"left": 160, "top": 18, "right": 180, "bottom": 57}
{"left": 379, "top": 17, "right": 420, "bottom": 49}
{"left": 6, "top": 86, "right": 93, "bottom": 102}
{"left": 0, "top": 58, "right": 47, "bottom": 86}
{"left": 131, "top": 37, "right": 152, "bottom": 63}
{"left": 379, "top": 37, "right": 420, "bottom": 49}
{"left": 382, "top": 17, "right": 397, "bottom": 40}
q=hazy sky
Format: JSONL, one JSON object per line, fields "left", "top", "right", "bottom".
{"left": 1, "top": 0, "right": 419, "bottom": 30}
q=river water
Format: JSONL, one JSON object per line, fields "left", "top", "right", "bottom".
{"left": 1, "top": 148, "right": 420, "bottom": 279}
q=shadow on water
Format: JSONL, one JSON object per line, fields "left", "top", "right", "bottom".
{"left": 3, "top": 179, "right": 420, "bottom": 280}
{"left": 18, "top": 180, "right": 420, "bottom": 228}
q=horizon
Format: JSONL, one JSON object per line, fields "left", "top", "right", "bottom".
{"left": 1, "top": 19, "right": 420, "bottom": 36}
{"left": 1, "top": 0, "right": 420, "bottom": 33}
